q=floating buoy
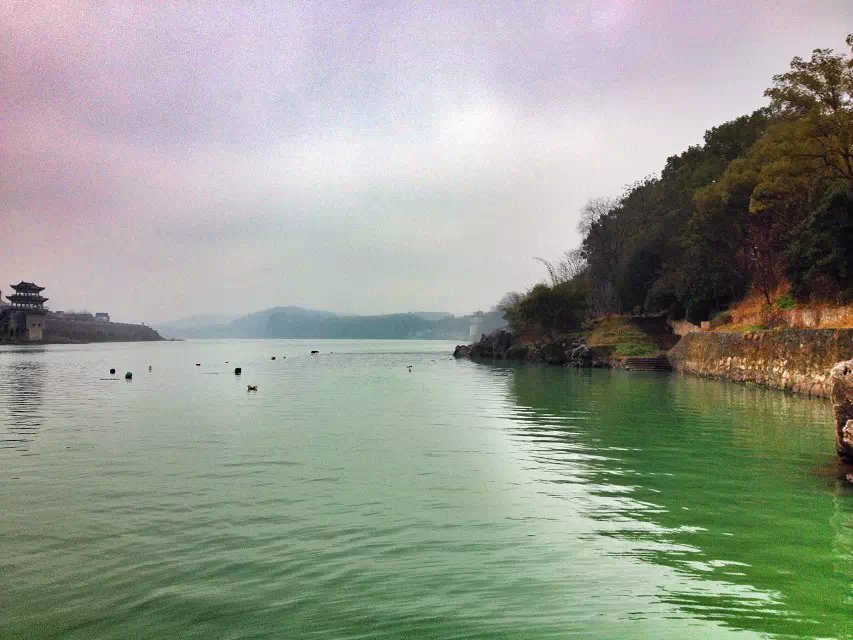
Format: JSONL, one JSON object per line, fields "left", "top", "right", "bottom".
{"left": 109, "top": 368, "right": 115, "bottom": 375}
{"left": 148, "top": 365, "right": 152, "bottom": 371}
{"left": 311, "top": 350, "right": 319, "bottom": 354}
{"left": 271, "top": 356, "right": 276, "bottom": 360}
{"left": 234, "top": 367, "right": 242, "bottom": 375}
{"left": 196, "top": 363, "right": 201, "bottom": 367}
{"left": 125, "top": 372, "right": 132, "bottom": 380}
{"left": 247, "top": 384, "right": 258, "bottom": 391}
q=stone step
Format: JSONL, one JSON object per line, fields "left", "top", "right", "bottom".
{"left": 624, "top": 356, "right": 673, "bottom": 371}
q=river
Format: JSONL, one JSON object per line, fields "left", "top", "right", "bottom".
{"left": 1, "top": 339, "right": 850, "bottom": 639}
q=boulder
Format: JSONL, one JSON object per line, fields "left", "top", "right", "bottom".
{"left": 830, "top": 360, "right": 853, "bottom": 462}
{"left": 571, "top": 344, "right": 591, "bottom": 361}
{"left": 457, "top": 330, "right": 515, "bottom": 359}
{"left": 452, "top": 344, "right": 472, "bottom": 358}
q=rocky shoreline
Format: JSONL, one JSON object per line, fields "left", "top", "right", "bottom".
{"left": 453, "top": 330, "right": 611, "bottom": 368}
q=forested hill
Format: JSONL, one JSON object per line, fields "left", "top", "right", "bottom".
{"left": 157, "top": 307, "right": 505, "bottom": 340}
{"left": 500, "top": 35, "right": 853, "bottom": 338}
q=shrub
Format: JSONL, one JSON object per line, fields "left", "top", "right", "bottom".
{"left": 774, "top": 293, "right": 796, "bottom": 311}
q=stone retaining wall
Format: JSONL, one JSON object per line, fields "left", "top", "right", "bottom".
{"left": 44, "top": 317, "right": 163, "bottom": 343}
{"left": 669, "top": 329, "right": 853, "bottom": 397}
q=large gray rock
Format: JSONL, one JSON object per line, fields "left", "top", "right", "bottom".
{"left": 830, "top": 360, "right": 853, "bottom": 462}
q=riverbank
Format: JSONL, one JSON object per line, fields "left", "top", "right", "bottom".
{"left": 669, "top": 328, "right": 853, "bottom": 398}
{"left": 453, "top": 316, "right": 677, "bottom": 369}
{"left": 455, "top": 322, "right": 853, "bottom": 399}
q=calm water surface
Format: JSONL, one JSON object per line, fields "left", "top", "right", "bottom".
{"left": 1, "top": 339, "right": 851, "bottom": 639}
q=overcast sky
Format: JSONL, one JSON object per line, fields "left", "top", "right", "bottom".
{"left": 1, "top": 1, "right": 850, "bottom": 323}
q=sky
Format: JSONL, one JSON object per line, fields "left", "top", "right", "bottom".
{"left": 1, "top": 1, "right": 850, "bottom": 323}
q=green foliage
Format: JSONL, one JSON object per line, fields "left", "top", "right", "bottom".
{"left": 585, "top": 316, "right": 659, "bottom": 357}
{"left": 774, "top": 293, "right": 796, "bottom": 311}
{"left": 786, "top": 189, "right": 853, "bottom": 302}
{"left": 764, "top": 35, "right": 853, "bottom": 187}
{"left": 614, "top": 342, "right": 659, "bottom": 357}
{"left": 569, "top": 35, "right": 853, "bottom": 322}
{"left": 507, "top": 281, "right": 588, "bottom": 338}
{"left": 508, "top": 35, "right": 853, "bottom": 333}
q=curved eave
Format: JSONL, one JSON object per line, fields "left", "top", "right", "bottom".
{"left": 10, "top": 282, "right": 45, "bottom": 292}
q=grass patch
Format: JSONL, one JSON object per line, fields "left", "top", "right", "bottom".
{"left": 585, "top": 316, "right": 660, "bottom": 358}
{"left": 774, "top": 293, "right": 796, "bottom": 311}
{"left": 613, "top": 342, "right": 659, "bottom": 357}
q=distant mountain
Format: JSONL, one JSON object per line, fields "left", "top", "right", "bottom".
{"left": 158, "top": 306, "right": 505, "bottom": 340}
{"left": 155, "top": 313, "right": 235, "bottom": 338}
{"left": 226, "top": 306, "right": 337, "bottom": 338}
{"left": 157, "top": 306, "right": 336, "bottom": 339}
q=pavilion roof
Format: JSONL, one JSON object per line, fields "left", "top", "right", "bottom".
{"left": 10, "top": 281, "right": 45, "bottom": 292}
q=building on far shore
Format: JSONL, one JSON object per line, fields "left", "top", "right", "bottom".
{"left": 0, "top": 281, "right": 49, "bottom": 341}
{"left": 95, "top": 312, "right": 110, "bottom": 323}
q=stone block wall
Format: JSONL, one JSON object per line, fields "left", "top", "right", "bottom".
{"left": 44, "top": 317, "right": 163, "bottom": 343}
{"left": 669, "top": 329, "right": 853, "bottom": 397}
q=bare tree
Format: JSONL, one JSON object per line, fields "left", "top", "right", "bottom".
{"left": 577, "top": 197, "right": 619, "bottom": 236}
{"left": 577, "top": 196, "right": 624, "bottom": 313}
{"left": 533, "top": 248, "right": 587, "bottom": 286}
{"left": 493, "top": 291, "right": 523, "bottom": 312}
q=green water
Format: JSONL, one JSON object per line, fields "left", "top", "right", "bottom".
{"left": 0, "top": 340, "right": 850, "bottom": 639}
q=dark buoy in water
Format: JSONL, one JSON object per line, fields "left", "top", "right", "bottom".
{"left": 148, "top": 365, "right": 152, "bottom": 371}
{"left": 109, "top": 368, "right": 115, "bottom": 375}
{"left": 196, "top": 363, "right": 201, "bottom": 367}
{"left": 125, "top": 372, "right": 132, "bottom": 380}
{"left": 311, "top": 350, "right": 319, "bottom": 354}
{"left": 271, "top": 356, "right": 276, "bottom": 360}
{"left": 234, "top": 367, "right": 242, "bottom": 375}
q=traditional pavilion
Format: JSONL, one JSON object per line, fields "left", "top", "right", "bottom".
{"left": 8, "top": 281, "right": 49, "bottom": 310}
{"left": 1, "top": 281, "right": 48, "bottom": 341}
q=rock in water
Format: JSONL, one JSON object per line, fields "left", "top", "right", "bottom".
{"left": 830, "top": 360, "right": 853, "bottom": 462}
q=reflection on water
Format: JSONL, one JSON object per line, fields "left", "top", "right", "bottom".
{"left": 506, "top": 366, "right": 853, "bottom": 639}
{"left": 0, "top": 353, "right": 45, "bottom": 452}
{"left": 0, "top": 341, "right": 851, "bottom": 639}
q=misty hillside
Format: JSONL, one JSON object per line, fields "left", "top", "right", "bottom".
{"left": 157, "top": 307, "right": 504, "bottom": 340}
{"left": 157, "top": 314, "right": 235, "bottom": 333}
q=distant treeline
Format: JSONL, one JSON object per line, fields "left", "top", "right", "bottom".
{"left": 159, "top": 306, "right": 506, "bottom": 340}
{"left": 502, "top": 35, "right": 853, "bottom": 337}
{"left": 265, "top": 311, "right": 504, "bottom": 340}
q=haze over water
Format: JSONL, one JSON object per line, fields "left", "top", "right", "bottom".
{"left": 1, "top": 340, "right": 851, "bottom": 639}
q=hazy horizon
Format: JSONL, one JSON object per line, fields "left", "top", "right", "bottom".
{"left": 2, "top": 1, "right": 850, "bottom": 323}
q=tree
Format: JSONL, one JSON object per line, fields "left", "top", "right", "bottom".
{"left": 494, "top": 291, "right": 524, "bottom": 329}
{"left": 533, "top": 248, "right": 587, "bottom": 286}
{"left": 787, "top": 189, "right": 853, "bottom": 302}
{"left": 764, "top": 35, "right": 853, "bottom": 186}
{"left": 578, "top": 196, "right": 624, "bottom": 313}
{"left": 513, "top": 282, "right": 588, "bottom": 339}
